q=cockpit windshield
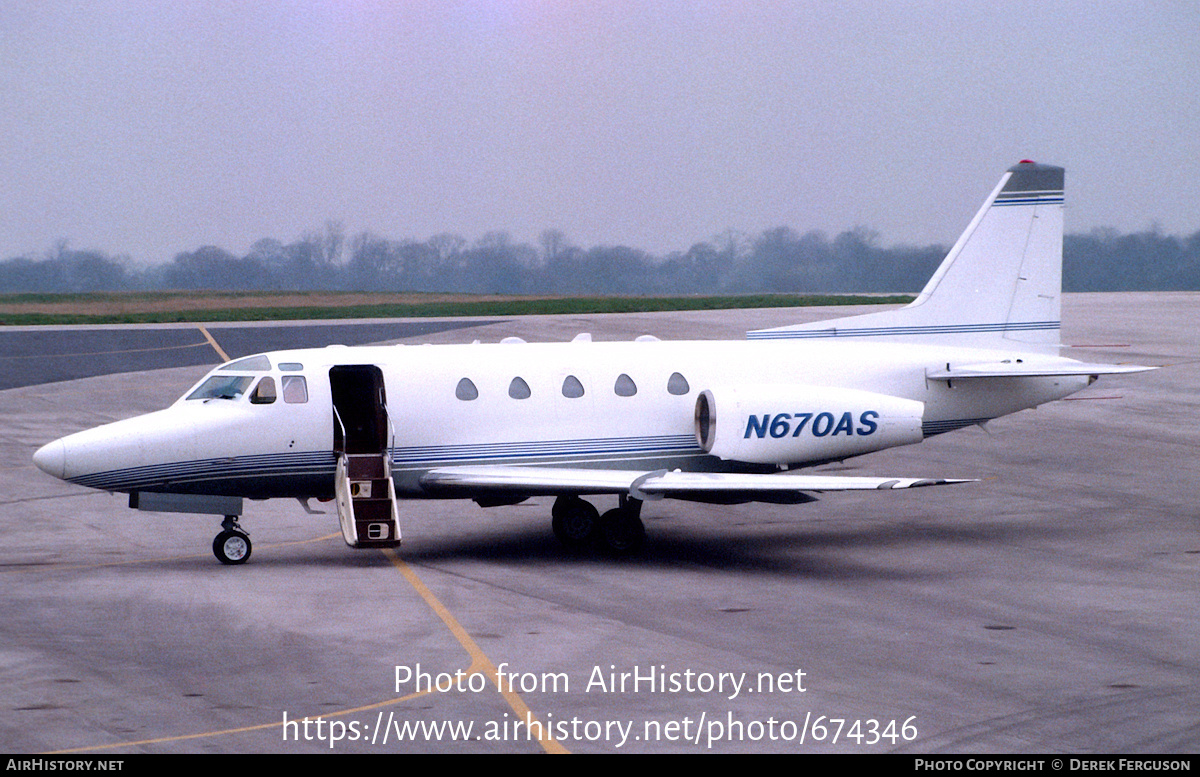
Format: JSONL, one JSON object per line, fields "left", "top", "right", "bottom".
{"left": 217, "top": 355, "right": 272, "bottom": 372}
{"left": 184, "top": 356, "right": 306, "bottom": 403}
{"left": 187, "top": 375, "right": 254, "bottom": 401}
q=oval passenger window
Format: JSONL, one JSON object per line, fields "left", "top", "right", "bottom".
{"left": 561, "top": 375, "right": 585, "bottom": 398}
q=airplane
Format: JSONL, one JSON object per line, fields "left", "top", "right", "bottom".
{"left": 32, "top": 161, "right": 1152, "bottom": 564}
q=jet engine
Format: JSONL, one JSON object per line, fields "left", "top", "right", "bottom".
{"left": 695, "top": 385, "right": 925, "bottom": 465}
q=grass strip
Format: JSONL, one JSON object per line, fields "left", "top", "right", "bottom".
{"left": 0, "top": 293, "right": 912, "bottom": 326}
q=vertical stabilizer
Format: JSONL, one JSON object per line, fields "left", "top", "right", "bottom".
{"left": 748, "top": 161, "right": 1065, "bottom": 351}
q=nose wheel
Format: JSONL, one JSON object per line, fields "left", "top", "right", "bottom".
{"left": 213, "top": 516, "right": 251, "bottom": 565}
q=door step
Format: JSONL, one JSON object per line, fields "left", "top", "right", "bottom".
{"left": 335, "top": 453, "right": 401, "bottom": 548}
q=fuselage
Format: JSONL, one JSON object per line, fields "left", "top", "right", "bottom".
{"left": 33, "top": 336, "right": 1090, "bottom": 501}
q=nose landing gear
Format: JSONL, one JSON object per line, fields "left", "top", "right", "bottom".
{"left": 213, "top": 515, "right": 251, "bottom": 565}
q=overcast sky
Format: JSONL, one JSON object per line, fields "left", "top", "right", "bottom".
{"left": 3, "top": 1, "right": 1198, "bottom": 265}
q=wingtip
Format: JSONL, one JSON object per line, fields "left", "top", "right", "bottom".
{"left": 912, "top": 478, "right": 978, "bottom": 488}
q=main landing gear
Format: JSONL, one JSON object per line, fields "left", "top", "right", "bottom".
{"left": 551, "top": 495, "right": 645, "bottom": 555}
{"left": 213, "top": 515, "right": 252, "bottom": 565}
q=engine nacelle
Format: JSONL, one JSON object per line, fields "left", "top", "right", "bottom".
{"left": 695, "top": 385, "right": 925, "bottom": 465}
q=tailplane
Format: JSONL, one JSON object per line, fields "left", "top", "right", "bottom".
{"left": 749, "top": 161, "right": 1065, "bottom": 352}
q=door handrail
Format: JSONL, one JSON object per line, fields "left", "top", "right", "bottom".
{"left": 384, "top": 402, "right": 397, "bottom": 455}
{"left": 332, "top": 405, "right": 348, "bottom": 453}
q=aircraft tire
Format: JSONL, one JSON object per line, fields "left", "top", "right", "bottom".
{"left": 598, "top": 507, "right": 645, "bottom": 556}
{"left": 213, "top": 530, "right": 252, "bottom": 565}
{"left": 551, "top": 497, "right": 599, "bottom": 549}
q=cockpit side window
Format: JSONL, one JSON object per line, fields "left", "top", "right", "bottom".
{"left": 250, "top": 376, "right": 277, "bottom": 404}
{"left": 187, "top": 375, "right": 253, "bottom": 401}
{"left": 282, "top": 375, "right": 309, "bottom": 404}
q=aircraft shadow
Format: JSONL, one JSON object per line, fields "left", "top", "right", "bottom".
{"left": 86, "top": 513, "right": 1078, "bottom": 583}
{"left": 386, "top": 517, "right": 1074, "bottom": 581}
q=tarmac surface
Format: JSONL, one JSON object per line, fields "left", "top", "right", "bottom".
{"left": 1, "top": 293, "right": 1196, "bottom": 754}
{"left": 0, "top": 319, "right": 483, "bottom": 390}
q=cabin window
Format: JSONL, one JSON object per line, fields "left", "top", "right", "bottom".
{"left": 187, "top": 375, "right": 253, "bottom": 401}
{"left": 508, "top": 377, "right": 531, "bottom": 399}
{"left": 218, "top": 355, "right": 271, "bottom": 372}
{"left": 278, "top": 362, "right": 304, "bottom": 372}
{"left": 561, "top": 375, "right": 585, "bottom": 398}
{"left": 250, "top": 376, "right": 277, "bottom": 404}
{"left": 281, "top": 375, "right": 308, "bottom": 404}
{"left": 456, "top": 378, "right": 479, "bottom": 401}
{"left": 614, "top": 373, "right": 637, "bottom": 397}
{"left": 667, "top": 372, "right": 690, "bottom": 395}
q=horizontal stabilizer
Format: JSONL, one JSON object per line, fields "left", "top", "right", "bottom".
{"left": 421, "top": 465, "right": 971, "bottom": 501}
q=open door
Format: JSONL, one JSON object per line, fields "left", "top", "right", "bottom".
{"left": 329, "top": 365, "right": 401, "bottom": 549}
{"left": 330, "top": 365, "right": 389, "bottom": 455}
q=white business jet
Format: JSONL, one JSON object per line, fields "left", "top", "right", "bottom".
{"left": 33, "top": 162, "right": 1150, "bottom": 564}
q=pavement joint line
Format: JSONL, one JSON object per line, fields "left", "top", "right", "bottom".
{"left": 46, "top": 686, "right": 444, "bottom": 754}
{"left": 0, "top": 341, "right": 211, "bottom": 360}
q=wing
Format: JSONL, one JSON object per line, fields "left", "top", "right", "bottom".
{"left": 926, "top": 360, "right": 1155, "bottom": 380}
{"left": 420, "top": 465, "right": 971, "bottom": 504}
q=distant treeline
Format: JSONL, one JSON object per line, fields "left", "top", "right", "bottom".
{"left": 3, "top": 225, "right": 1199, "bottom": 295}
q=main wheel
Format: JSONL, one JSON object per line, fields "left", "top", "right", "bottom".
{"left": 598, "top": 507, "right": 645, "bottom": 556}
{"left": 551, "top": 497, "right": 599, "bottom": 549}
{"left": 213, "top": 530, "right": 252, "bottom": 565}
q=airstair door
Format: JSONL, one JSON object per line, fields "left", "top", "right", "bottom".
{"left": 329, "top": 365, "right": 400, "bottom": 548}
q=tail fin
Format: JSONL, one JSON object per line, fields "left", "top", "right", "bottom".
{"left": 749, "top": 161, "right": 1065, "bottom": 352}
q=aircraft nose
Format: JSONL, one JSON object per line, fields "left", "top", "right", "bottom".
{"left": 33, "top": 439, "right": 66, "bottom": 480}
